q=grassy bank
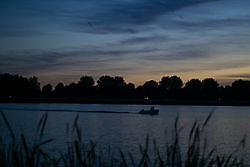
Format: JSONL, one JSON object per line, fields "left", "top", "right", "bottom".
{"left": 0, "top": 111, "right": 246, "bottom": 167}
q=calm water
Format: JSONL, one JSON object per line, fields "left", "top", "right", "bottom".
{"left": 1, "top": 103, "right": 250, "bottom": 161}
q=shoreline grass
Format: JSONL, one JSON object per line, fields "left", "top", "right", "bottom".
{"left": 0, "top": 110, "right": 246, "bottom": 167}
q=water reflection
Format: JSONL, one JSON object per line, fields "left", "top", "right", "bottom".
{"left": 1, "top": 103, "right": 250, "bottom": 161}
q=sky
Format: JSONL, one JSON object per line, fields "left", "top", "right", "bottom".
{"left": 1, "top": 0, "right": 250, "bottom": 86}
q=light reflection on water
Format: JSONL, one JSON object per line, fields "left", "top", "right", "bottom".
{"left": 0, "top": 103, "right": 250, "bottom": 162}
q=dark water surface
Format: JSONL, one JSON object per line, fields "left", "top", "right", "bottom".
{"left": 1, "top": 103, "right": 250, "bottom": 161}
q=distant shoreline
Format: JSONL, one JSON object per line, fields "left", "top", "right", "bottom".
{"left": 0, "top": 97, "right": 250, "bottom": 106}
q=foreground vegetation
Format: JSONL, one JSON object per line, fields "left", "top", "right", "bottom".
{"left": 0, "top": 111, "right": 247, "bottom": 167}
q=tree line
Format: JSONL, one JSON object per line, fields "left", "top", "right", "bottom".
{"left": 0, "top": 73, "right": 250, "bottom": 101}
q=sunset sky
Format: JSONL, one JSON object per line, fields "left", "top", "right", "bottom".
{"left": 1, "top": 0, "right": 250, "bottom": 86}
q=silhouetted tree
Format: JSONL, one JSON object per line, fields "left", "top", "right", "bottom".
{"left": 97, "top": 75, "right": 127, "bottom": 98}
{"left": 113, "top": 76, "right": 127, "bottom": 98}
{"left": 125, "top": 83, "right": 136, "bottom": 98}
{"left": 135, "top": 85, "right": 144, "bottom": 99}
{"left": 78, "top": 76, "right": 95, "bottom": 98}
{"left": 1, "top": 73, "right": 250, "bottom": 102}
{"left": 232, "top": 79, "right": 250, "bottom": 100}
{"left": 159, "top": 76, "right": 183, "bottom": 90}
{"left": 142, "top": 80, "right": 158, "bottom": 99}
{"left": 97, "top": 76, "right": 113, "bottom": 88}
{"left": 42, "top": 84, "right": 53, "bottom": 98}
{"left": 159, "top": 76, "right": 183, "bottom": 98}
{"left": 201, "top": 78, "right": 219, "bottom": 99}
{"left": 221, "top": 85, "right": 233, "bottom": 100}
{"left": 183, "top": 79, "right": 202, "bottom": 99}
{"left": 79, "top": 76, "right": 94, "bottom": 88}
{"left": 28, "top": 76, "right": 41, "bottom": 97}
{"left": 0, "top": 73, "right": 41, "bottom": 97}
{"left": 54, "top": 82, "right": 65, "bottom": 97}
{"left": 65, "top": 83, "right": 80, "bottom": 98}
{"left": 97, "top": 75, "right": 115, "bottom": 97}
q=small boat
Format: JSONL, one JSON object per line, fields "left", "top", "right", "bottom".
{"left": 139, "top": 107, "right": 159, "bottom": 115}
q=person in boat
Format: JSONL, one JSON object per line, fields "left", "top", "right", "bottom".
{"left": 150, "top": 106, "right": 154, "bottom": 114}
{"left": 139, "top": 106, "right": 159, "bottom": 114}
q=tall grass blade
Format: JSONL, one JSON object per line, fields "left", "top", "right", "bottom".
{"left": 201, "top": 111, "right": 213, "bottom": 132}
{"left": 0, "top": 110, "right": 15, "bottom": 141}
{"left": 40, "top": 112, "right": 48, "bottom": 140}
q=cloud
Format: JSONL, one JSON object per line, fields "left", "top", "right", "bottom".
{"left": 40, "top": 0, "right": 219, "bottom": 34}
{"left": 0, "top": 47, "right": 158, "bottom": 74}
{"left": 143, "top": 50, "right": 209, "bottom": 61}
{"left": 119, "top": 36, "right": 168, "bottom": 45}
{"left": 147, "top": 59, "right": 250, "bottom": 75}
{"left": 221, "top": 74, "right": 250, "bottom": 79}
{"left": 167, "top": 16, "right": 250, "bottom": 32}
{"left": 0, "top": 27, "right": 42, "bottom": 37}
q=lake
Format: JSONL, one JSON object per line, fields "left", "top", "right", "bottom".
{"left": 1, "top": 103, "right": 250, "bottom": 162}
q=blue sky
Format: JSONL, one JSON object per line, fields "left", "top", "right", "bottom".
{"left": 1, "top": 0, "right": 250, "bottom": 85}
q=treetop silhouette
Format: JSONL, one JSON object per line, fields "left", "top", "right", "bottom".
{"left": 1, "top": 73, "right": 250, "bottom": 102}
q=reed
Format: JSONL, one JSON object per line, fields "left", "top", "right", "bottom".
{"left": 0, "top": 110, "right": 246, "bottom": 167}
